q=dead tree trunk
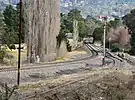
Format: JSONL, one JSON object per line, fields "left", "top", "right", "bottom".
{"left": 24, "top": 0, "right": 60, "bottom": 63}
{"left": 72, "top": 19, "right": 79, "bottom": 50}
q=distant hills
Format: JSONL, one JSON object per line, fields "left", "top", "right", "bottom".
{"left": 61, "top": 0, "right": 135, "bottom": 18}
{"left": 0, "top": 0, "right": 10, "bottom": 12}
{"left": 1, "top": 0, "right": 135, "bottom": 18}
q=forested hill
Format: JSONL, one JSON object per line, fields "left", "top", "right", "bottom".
{"left": 1, "top": 0, "right": 135, "bottom": 17}
{"left": 61, "top": 0, "right": 135, "bottom": 17}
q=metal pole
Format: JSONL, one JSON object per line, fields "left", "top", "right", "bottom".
{"left": 103, "top": 18, "right": 107, "bottom": 65}
{"left": 17, "top": 0, "right": 22, "bottom": 86}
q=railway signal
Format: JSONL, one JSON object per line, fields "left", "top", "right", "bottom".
{"left": 98, "top": 16, "right": 107, "bottom": 65}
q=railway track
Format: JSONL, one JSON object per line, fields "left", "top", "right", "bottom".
{"left": 0, "top": 44, "right": 99, "bottom": 100}
{"left": 0, "top": 45, "right": 98, "bottom": 72}
{"left": 13, "top": 44, "right": 134, "bottom": 100}
{"left": 22, "top": 68, "right": 108, "bottom": 100}
{"left": 87, "top": 44, "right": 124, "bottom": 67}
{"left": 1, "top": 43, "right": 126, "bottom": 99}
{"left": 21, "top": 44, "right": 118, "bottom": 100}
{"left": 90, "top": 44, "right": 135, "bottom": 66}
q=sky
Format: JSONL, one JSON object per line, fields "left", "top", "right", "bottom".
{"left": 10, "top": 0, "right": 19, "bottom": 5}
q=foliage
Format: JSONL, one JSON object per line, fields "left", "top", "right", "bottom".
{"left": 86, "top": 16, "right": 100, "bottom": 37}
{"left": 60, "top": 9, "right": 90, "bottom": 40}
{"left": 60, "top": 13, "right": 71, "bottom": 34}
{"left": 93, "top": 26, "right": 104, "bottom": 41}
{"left": 66, "top": 40, "right": 72, "bottom": 52}
{"left": 122, "top": 9, "right": 135, "bottom": 55}
{"left": 56, "top": 33, "right": 67, "bottom": 48}
{"left": 0, "top": 12, "right": 5, "bottom": 39}
{"left": 8, "top": 44, "right": 16, "bottom": 50}
{"left": 56, "top": 33, "right": 72, "bottom": 52}
{"left": 78, "top": 20, "right": 88, "bottom": 40}
{"left": 111, "top": 44, "right": 120, "bottom": 52}
{"left": 0, "top": 83, "right": 17, "bottom": 100}
{"left": 67, "top": 9, "right": 83, "bottom": 21}
{"left": 60, "top": 9, "right": 123, "bottom": 45}
{"left": 2, "top": 4, "right": 24, "bottom": 46}
{"left": 93, "top": 18, "right": 121, "bottom": 43}
{"left": 108, "top": 18, "right": 121, "bottom": 29}
{"left": 0, "top": 46, "right": 7, "bottom": 63}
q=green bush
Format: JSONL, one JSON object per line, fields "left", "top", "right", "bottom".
{"left": 9, "top": 44, "right": 16, "bottom": 50}
{"left": 111, "top": 45, "right": 120, "bottom": 52}
{"left": 0, "top": 49, "right": 6, "bottom": 63}
{"left": 66, "top": 40, "right": 72, "bottom": 52}
{"left": 57, "top": 33, "right": 72, "bottom": 52}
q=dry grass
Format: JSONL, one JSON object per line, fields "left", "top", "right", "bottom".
{"left": 0, "top": 49, "right": 27, "bottom": 67}
{"left": 12, "top": 68, "right": 135, "bottom": 100}
{"left": 55, "top": 50, "right": 87, "bottom": 62}
{"left": 17, "top": 68, "right": 132, "bottom": 92}
{"left": 11, "top": 68, "right": 135, "bottom": 100}
{"left": 7, "top": 50, "right": 27, "bottom": 61}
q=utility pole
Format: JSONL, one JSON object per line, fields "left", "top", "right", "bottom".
{"left": 102, "top": 17, "right": 107, "bottom": 65}
{"left": 17, "top": 0, "right": 22, "bottom": 86}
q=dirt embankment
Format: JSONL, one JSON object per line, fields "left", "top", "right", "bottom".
{"left": 11, "top": 68, "right": 135, "bottom": 100}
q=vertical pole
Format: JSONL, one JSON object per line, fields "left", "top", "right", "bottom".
{"left": 17, "top": 0, "right": 22, "bottom": 86}
{"left": 103, "top": 18, "right": 107, "bottom": 65}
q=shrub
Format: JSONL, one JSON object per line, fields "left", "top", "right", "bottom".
{"left": 111, "top": 45, "right": 120, "bottom": 52}
{"left": 66, "top": 40, "right": 72, "bottom": 52}
{"left": 57, "top": 33, "right": 72, "bottom": 52}
{"left": 9, "top": 44, "right": 16, "bottom": 50}
{"left": 0, "top": 48, "right": 6, "bottom": 63}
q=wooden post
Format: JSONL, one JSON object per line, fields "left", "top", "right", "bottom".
{"left": 17, "top": 0, "right": 22, "bottom": 86}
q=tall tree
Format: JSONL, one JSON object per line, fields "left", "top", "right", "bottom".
{"left": 86, "top": 15, "right": 101, "bottom": 36}
{"left": 60, "top": 13, "right": 70, "bottom": 34}
{"left": 67, "top": 9, "right": 88, "bottom": 40}
{"left": 2, "top": 4, "right": 24, "bottom": 45}
{"left": 24, "top": 0, "right": 60, "bottom": 63}
{"left": 3, "top": 5, "right": 18, "bottom": 45}
{"left": 108, "top": 18, "right": 121, "bottom": 29}
{"left": 0, "top": 12, "right": 5, "bottom": 42}
{"left": 122, "top": 9, "right": 135, "bottom": 55}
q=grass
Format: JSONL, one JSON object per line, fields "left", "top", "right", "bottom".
{"left": 55, "top": 50, "right": 87, "bottom": 62}
{"left": 2, "top": 46, "right": 87, "bottom": 66}
{"left": 7, "top": 50, "right": 26, "bottom": 60}
{"left": 1, "top": 48, "right": 27, "bottom": 67}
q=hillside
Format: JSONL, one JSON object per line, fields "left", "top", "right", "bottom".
{"left": 1, "top": 0, "right": 135, "bottom": 17}
{"left": 61, "top": 0, "right": 135, "bottom": 17}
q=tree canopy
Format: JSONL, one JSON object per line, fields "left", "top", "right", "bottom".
{"left": 2, "top": 4, "right": 24, "bottom": 46}
{"left": 60, "top": 9, "right": 98, "bottom": 40}
{"left": 0, "top": 12, "right": 5, "bottom": 42}
{"left": 122, "top": 9, "right": 135, "bottom": 55}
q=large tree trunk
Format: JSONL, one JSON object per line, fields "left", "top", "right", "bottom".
{"left": 24, "top": 0, "right": 60, "bottom": 63}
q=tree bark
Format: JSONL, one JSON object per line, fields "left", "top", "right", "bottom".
{"left": 24, "top": 0, "right": 60, "bottom": 63}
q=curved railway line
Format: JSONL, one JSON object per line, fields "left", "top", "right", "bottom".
{"left": 1, "top": 43, "right": 133, "bottom": 99}
{"left": 0, "top": 44, "right": 124, "bottom": 73}
{"left": 0, "top": 45, "right": 97, "bottom": 72}
{"left": 21, "top": 44, "right": 122, "bottom": 99}
{"left": 87, "top": 44, "right": 122, "bottom": 67}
